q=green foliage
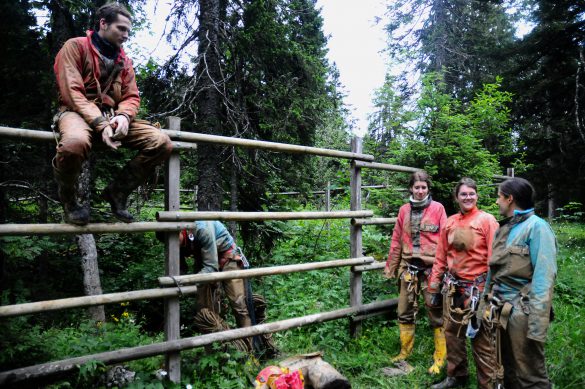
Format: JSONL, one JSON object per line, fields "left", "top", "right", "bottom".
{"left": 368, "top": 73, "right": 508, "bottom": 212}
{"left": 554, "top": 202, "right": 585, "bottom": 223}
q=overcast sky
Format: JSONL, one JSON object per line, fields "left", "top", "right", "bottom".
{"left": 316, "top": 0, "right": 388, "bottom": 136}
{"left": 131, "top": 1, "right": 388, "bottom": 136}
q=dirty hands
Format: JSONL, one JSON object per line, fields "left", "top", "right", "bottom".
{"left": 101, "top": 125, "right": 122, "bottom": 150}
{"left": 383, "top": 263, "right": 397, "bottom": 279}
{"left": 110, "top": 115, "right": 129, "bottom": 140}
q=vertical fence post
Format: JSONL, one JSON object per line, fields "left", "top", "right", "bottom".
{"left": 164, "top": 117, "right": 181, "bottom": 382}
{"left": 325, "top": 181, "right": 331, "bottom": 212}
{"left": 506, "top": 167, "right": 515, "bottom": 177}
{"left": 349, "top": 137, "right": 363, "bottom": 337}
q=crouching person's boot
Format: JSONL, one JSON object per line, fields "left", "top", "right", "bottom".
{"left": 391, "top": 323, "right": 415, "bottom": 362}
{"left": 54, "top": 162, "right": 89, "bottom": 225}
{"left": 102, "top": 161, "right": 147, "bottom": 223}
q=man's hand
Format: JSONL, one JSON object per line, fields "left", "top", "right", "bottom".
{"left": 110, "top": 115, "right": 129, "bottom": 140}
{"left": 102, "top": 125, "right": 122, "bottom": 150}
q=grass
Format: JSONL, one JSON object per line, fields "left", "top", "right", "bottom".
{"left": 4, "top": 221, "right": 585, "bottom": 387}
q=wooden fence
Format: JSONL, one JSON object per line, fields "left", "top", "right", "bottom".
{"left": 0, "top": 119, "right": 508, "bottom": 385}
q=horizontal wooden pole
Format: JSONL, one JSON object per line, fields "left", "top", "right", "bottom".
{"left": 159, "top": 257, "right": 374, "bottom": 286}
{"left": 163, "top": 130, "right": 374, "bottom": 161}
{"left": 156, "top": 210, "right": 374, "bottom": 222}
{"left": 171, "top": 141, "right": 197, "bottom": 150}
{"left": 352, "top": 298, "right": 398, "bottom": 321}
{"left": 0, "top": 299, "right": 395, "bottom": 385}
{"left": 351, "top": 217, "right": 397, "bottom": 226}
{"left": 0, "top": 222, "right": 195, "bottom": 236}
{"left": 0, "top": 126, "right": 374, "bottom": 161}
{"left": 353, "top": 160, "right": 419, "bottom": 173}
{"left": 493, "top": 174, "right": 511, "bottom": 180}
{"left": 0, "top": 126, "right": 55, "bottom": 141}
{"left": 0, "top": 286, "right": 198, "bottom": 318}
{"left": 353, "top": 262, "right": 385, "bottom": 272}
{"left": 353, "top": 160, "right": 512, "bottom": 181}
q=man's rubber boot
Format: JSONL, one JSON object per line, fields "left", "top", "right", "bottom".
{"left": 428, "top": 326, "right": 447, "bottom": 374}
{"left": 102, "top": 161, "right": 146, "bottom": 223}
{"left": 430, "top": 376, "right": 468, "bottom": 389}
{"left": 54, "top": 164, "right": 89, "bottom": 226}
{"left": 391, "top": 323, "right": 415, "bottom": 362}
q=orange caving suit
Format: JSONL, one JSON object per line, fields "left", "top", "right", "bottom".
{"left": 53, "top": 30, "right": 172, "bottom": 182}
{"left": 387, "top": 199, "right": 447, "bottom": 326}
{"left": 429, "top": 206, "right": 499, "bottom": 389}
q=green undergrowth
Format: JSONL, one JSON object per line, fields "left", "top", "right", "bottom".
{"left": 2, "top": 221, "right": 584, "bottom": 388}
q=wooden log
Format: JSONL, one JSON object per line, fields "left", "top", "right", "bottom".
{"left": 171, "top": 141, "right": 197, "bottom": 150}
{"left": 351, "top": 217, "right": 397, "bottom": 226}
{"left": 353, "top": 160, "right": 419, "bottom": 173}
{"left": 158, "top": 257, "right": 374, "bottom": 286}
{"left": 349, "top": 138, "right": 363, "bottom": 338}
{"left": 280, "top": 353, "right": 350, "bottom": 389}
{"left": 163, "top": 129, "right": 375, "bottom": 161}
{"left": 0, "top": 222, "right": 195, "bottom": 236}
{"left": 352, "top": 297, "right": 399, "bottom": 321}
{"left": 352, "top": 262, "right": 385, "bottom": 272}
{"left": 155, "top": 210, "right": 373, "bottom": 222}
{"left": 0, "top": 300, "right": 395, "bottom": 385}
{"left": 0, "top": 126, "right": 374, "bottom": 160}
{"left": 0, "top": 126, "right": 54, "bottom": 141}
{"left": 164, "top": 116, "right": 182, "bottom": 382}
{"left": 0, "top": 286, "right": 198, "bottom": 318}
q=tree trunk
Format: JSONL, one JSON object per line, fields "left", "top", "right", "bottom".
{"left": 77, "top": 158, "right": 105, "bottom": 322}
{"left": 196, "top": 0, "right": 223, "bottom": 211}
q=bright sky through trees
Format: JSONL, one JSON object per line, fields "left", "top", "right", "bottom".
{"left": 317, "top": 0, "right": 387, "bottom": 136}
{"left": 130, "top": 1, "right": 387, "bottom": 136}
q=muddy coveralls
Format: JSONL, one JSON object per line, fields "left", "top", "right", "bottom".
{"left": 479, "top": 209, "right": 557, "bottom": 389}
{"left": 53, "top": 31, "right": 172, "bottom": 222}
{"left": 385, "top": 197, "right": 447, "bottom": 373}
{"left": 429, "top": 206, "right": 499, "bottom": 388}
{"left": 180, "top": 221, "right": 252, "bottom": 331}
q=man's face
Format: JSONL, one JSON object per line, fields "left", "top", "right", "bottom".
{"left": 99, "top": 14, "right": 131, "bottom": 48}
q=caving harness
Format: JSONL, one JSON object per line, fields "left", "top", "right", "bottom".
{"left": 441, "top": 272, "right": 486, "bottom": 336}
{"left": 401, "top": 263, "right": 430, "bottom": 320}
{"left": 480, "top": 284, "right": 532, "bottom": 389}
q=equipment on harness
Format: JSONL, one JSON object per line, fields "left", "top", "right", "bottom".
{"left": 401, "top": 263, "right": 428, "bottom": 320}
{"left": 442, "top": 272, "right": 485, "bottom": 336}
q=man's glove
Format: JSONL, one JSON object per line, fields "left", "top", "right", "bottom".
{"left": 429, "top": 293, "right": 442, "bottom": 307}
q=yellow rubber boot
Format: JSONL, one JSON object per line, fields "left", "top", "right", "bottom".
{"left": 391, "top": 323, "right": 415, "bottom": 362}
{"left": 428, "top": 326, "right": 447, "bottom": 374}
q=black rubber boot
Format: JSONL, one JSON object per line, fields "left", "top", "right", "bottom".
{"left": 102, "top": 186, "right": 134, "bottom": 223}
{"left": 62, "top": 201, "right": 90, "bottom": 225}
{"left": 102, "top": 161, "right": 147, "bottom": 223}
{"left": 54, "top": 163, "right": 89, "bottom": 226}
{"left": 430, "top": 376, "right": 469, "bottom": 389}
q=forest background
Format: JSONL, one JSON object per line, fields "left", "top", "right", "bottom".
{"left": 1, "top": 0, "right": 585, "bottom": 387}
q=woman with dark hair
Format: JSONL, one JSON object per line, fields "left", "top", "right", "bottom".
{"left": 429, "top": 178, "right": 499, "bottom": 389}
{"left": 384, "top": 171, "right": 447, "bottom": 374}
{"left": 479, "top": 177, "right": 557, "bottom": 388}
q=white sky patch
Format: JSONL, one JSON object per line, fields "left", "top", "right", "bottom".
{"left": 131, "top": 1, "right": 388, "bottom": 137}
{"left": 317, "top": 0, "right": 388, "bottom": 136}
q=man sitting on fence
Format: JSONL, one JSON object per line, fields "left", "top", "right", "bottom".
{"left": 52, "top": 3, "right": 172, "bottom": 225}
{"left": 158, "top": 221, "right": 277, "bottom": 356}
